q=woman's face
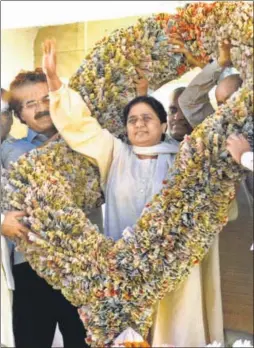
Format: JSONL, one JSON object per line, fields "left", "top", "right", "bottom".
{"left": 126, "top": 102, "right": 167, "bottom": 147}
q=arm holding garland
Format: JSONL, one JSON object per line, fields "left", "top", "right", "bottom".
{"left": 177, "top": 41, "right": 232, "bottom": 128}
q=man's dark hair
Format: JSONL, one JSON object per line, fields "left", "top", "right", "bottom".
{"left": 8, "top": 68, "right": 47, "bottom": 122}
{"left": 123, "top": 96, "right": 167, "bottom": 126}
{"left": 171, "top": 86, "right": 186, "bottom": 99}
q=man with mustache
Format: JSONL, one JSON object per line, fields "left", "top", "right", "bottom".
{"left": 167, "top": 86, "right": 192, "bottom": 141}
{"left": 1, "top": 68, "right": 56, "bottom": 169}
{"left": 1, "top": 68, "right": 89, "bottom": 348}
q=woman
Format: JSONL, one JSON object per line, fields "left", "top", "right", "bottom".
{"left": 44, "top": 43, "right": 179, "bottom": 240}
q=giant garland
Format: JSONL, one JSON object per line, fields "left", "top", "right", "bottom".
{"left": 1, "top": 2, "right": 253, "bottom": 347}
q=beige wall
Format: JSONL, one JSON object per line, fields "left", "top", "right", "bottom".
{"left": 1, "top": 27, "right": 38, "bottom": 88}
{"left": 85, "top": 16, "right": 141, "bottom": 52}
{"left": 33, "top": 16, "right": 144, "bottom": 79}
{"left": 34, "top": 23, "right": 85, "bottom": 79}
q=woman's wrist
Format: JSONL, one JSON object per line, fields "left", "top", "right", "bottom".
{"left": 46, "top": 74, "right": 62, "bottom": 92}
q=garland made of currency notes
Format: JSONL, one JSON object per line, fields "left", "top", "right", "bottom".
{"left": 1, "top": 2, "right": 253, "bottom": 347}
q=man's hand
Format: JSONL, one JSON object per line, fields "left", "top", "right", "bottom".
{"left": 226, "top": 134, "right": 251, "bottom": 164}
{"left": 168, "top": 34, "right": 205, "bottom": 68}
{"left": 218, "top": 39, "right": 232, "bottom": 68}
{"left": 42, "top": 39, "right": 62, "bottom": 91}
{"left": 134, "top": 68, "right": 149, "bottom": 96}
{"left": 1, "top": 211, "right": 29, "bottom": 241}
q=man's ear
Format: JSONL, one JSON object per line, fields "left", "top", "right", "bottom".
{"left": 20, "top": 111, "right": 26, "bottom": 122}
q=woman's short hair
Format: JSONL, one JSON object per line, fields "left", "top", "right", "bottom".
{"left": 123, "top": 96, "right": 167, "bottom": 126}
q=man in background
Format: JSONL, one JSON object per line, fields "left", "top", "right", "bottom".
{"left": 140, "top": 38, "right": 244, "bottom": 346}
{"left": 1, "top": 69, "right": 89, "bottom": 348}
{"left": 155, "top": 36, "right": 252, "bottom": 345}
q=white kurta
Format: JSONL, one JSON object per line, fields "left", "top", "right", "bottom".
{"left": 151, "top": 235, "right": 224, "bottom": 347}
{"left": 105, "top": 143, "right": 176, "bottom": 240}
{"left": 50, "top": 85, "right": 225, "bottom": 347}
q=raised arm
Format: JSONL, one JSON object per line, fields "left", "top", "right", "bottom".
{"left": 42, "top": 40, "right": 122, "bottom": 186}
{"left": 177, "top": 41, "right": 232, "bottom": 128}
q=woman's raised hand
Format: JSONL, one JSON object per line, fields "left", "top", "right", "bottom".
{"left": 42, "top": 39, "right": 62, "bottom": 91}
{"left": 42, "top": 39, "right": 57, "bottom": 79}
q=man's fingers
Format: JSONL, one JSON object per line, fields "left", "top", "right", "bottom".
{"left": 17, "top": 230, "right": 28, "bottom": 240}
{"left": 133, "top": 78, "right": 140, "bottom": 84}
{"left": 15, "top": 232, "right": 25, "bottom": 240}
{"left": 169, "top": 47, "right": 186, "bottom": 54}
{"left": 134, "top": 76, "right": 146, "bottom": 84}
{"left": 18, "top": 224, "right": 29, "bottom": 234}
{"left": 13, "top": 211, "right": 27, "bottom": 218}
{"left": 227, "top": 134, "right": 239, "bottom": 142}
{"left": 239, "top": 134, "right": 247, "bottom": 142}
{"left": 135, "top": 68, "right": 145, "bottom": 78}
{"left": 169, "top": 33, "right": 182, "bottom": 40}
{"left": 219, "top": 39, "right": 232, "bottom": 49}
{"left": 168, "top": 38, "right": 184, "bottom": 47}
{"left": 223, "top": 39, "right": 231, "bottom": 46}
{"left": 15, "top": 224, "right": 29, "bottom": 241}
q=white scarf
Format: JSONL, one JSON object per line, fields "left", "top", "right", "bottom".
{"left": 132, "top": 141, "right": 179, "bottom": 196}
{"left": 132, "top": 141, "right": 179, "bottom": 156}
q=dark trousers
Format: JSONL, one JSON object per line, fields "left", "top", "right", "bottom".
{"left": 13, "top": 262, "right": 88, "bottom": 348}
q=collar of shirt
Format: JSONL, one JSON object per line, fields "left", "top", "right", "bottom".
{"left": 26, "top": 128, "right": 49, "bottom": 145}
